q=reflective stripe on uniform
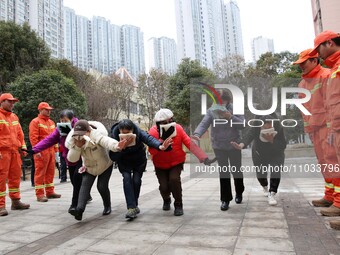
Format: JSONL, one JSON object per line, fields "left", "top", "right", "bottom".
{"left": 45, "top": 183, "right": 54, "bottom": 188}
{"left": 38, "top": 124, "right": 48, "bottom": 129}
{"left": 0, "top": 191, "right": 6, "bottom": 197}
{"left": 304, "top": 122, "right": 309, "bottom": 127}
{"left": 8, "top": 188, "right": 19, "bottom": 193}
{"left": 0, "top": 120, "right": 9, "bottom": 126}
{"left": 35, "top": 185, "right": 45, "bottom": 190}
{"left": 12, "top": 120, "right": 19, "bottom": 126}
{"left": 325, "top": 182, "right": 334, "bottom": 189}
{"left": 334, "top": 186, "right": 340, "bottom": 193}
{"left": 310, "top": 83, "right": 321, "bottom": 94}
{"left": 50, "top": 125, "right": 55, "bottom": 129}
{"left": 327, "top": 122, "right": 331, "bottom": 128}
{"left": 22, "top": 145, "right": 27, "bottom": 149}
{"left": 331, "top": 67, "right": 340, "bottom": 79}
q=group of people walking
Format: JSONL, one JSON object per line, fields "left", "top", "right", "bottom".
{"left": 0, "top": 30, "right": 339, "bottom": 230}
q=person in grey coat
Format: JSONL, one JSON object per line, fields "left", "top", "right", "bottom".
{"left": 193, "top": 90, "right": 245, "bottom": 211}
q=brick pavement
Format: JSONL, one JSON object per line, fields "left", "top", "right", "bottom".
{"left": 0, "top": 153, "right": 339, "bottom": 255}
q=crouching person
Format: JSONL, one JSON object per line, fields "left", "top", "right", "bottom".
{"left": 66, "top": 120, "right": 128, "bottom": 221}
{"left": 110, "top": 119, "right": 172, "bottom": 219}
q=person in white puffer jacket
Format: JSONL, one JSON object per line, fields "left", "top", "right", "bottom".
{"left": 66, "top": 119, "right": 129, "bottom": 221}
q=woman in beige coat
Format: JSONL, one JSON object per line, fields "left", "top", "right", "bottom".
{"left": 66, "top": 119, "right": 128, "bottom": 220}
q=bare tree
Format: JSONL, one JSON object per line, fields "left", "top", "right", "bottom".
{"left": 137, "top": 69, "right": 169, "bottom": 130}
{"left": 86, "top": 73, "right": 134, "bottom": 127}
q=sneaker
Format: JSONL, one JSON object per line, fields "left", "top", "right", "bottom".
{"left": 125, "top": 208, "right": 137, "bottom": 219}
{"left": 135, "top": 207, "right": 140, "bottom": 214}
{"left": 37, "top": 196, "right": 48, "bottom": 202}
{"left": 174, "top": 205, "right": 184, "bottom": 216}
{"left": 312, "top": 198, "right": 333, "bottom": 207}
{"left": 162, "top": 198, "right": 171, "bottom": 211}
{"left": 320, "top": 205, "right": 340, "bottom": 217}
{"left": 268, "top": 192, "right": 277, "bottom": 206}
{"left": 263, "top": 186, "right": 269, "bottom": 197}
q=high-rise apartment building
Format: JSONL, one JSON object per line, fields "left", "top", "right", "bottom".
{"left": 311, "top": 0, "right": 340, "bottom": 35}
{"left": 64, "top": 7, "right": 77, "bottom": 64}
{"left": 120, "top": 25, "right": 145, "bottom": 80}
{"left": 175, "top": 0, "right": 244, "bottom": 69}
{"left": 1, "top": 0, "right": 64, "bottom": 58}
{"left": 0, "top": 0, "right": 27, "bottom": 24}
{"left": 148, "top": 37, "right": 177, "bottom": 75}
{"left": 224, "top": 0, "right": 244, "bottom": 57}
{"left": 29, "top": 0, "right": 64, "bottom": 58}
{"left": 252, "top": 36, "right": 274, "bottom": 62}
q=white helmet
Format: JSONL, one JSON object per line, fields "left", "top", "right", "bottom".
{"left": 154, "top": 108, "right": 174, "bottom": 122}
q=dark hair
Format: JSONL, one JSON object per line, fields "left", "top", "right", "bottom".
{"left": 331, "top": 37, "right": 340, "bottom": 46}
{"left": 117, "top": 119, "right": 134, "bottom": 131}
{"left": 221, "top": 90, "right": 232, "bottom": 102}
{"left": 60, "top": 109, "right": 74, "bottom": 120}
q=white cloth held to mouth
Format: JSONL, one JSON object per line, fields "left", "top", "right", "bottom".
{"left": 259, "top": 127, "right": 277, "bottom": 142}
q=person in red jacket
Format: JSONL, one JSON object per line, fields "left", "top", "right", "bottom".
{"left": 149, "top": 108, "right": 212, "bottom": 216}
{"left": 309, "top": 31, "right": 340, "bottom": 227}
{"left": 293, "top": 49, "right": 335, "bottom": 207}
{"left": 0, "top": 93, "right": 30, "bottom": 216}
{"left": 29, "top": 102, "right": 61, "bottom": 202}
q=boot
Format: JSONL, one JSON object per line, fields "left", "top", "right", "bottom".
{"left": 68, "top": 205, "right": 76, "bottom": 215}
{"left": 174, "top": 203, "right": 184, "bottom": 216}
{"left": 37, "top": 196, "right": 48, "bottom": 202}
{"left": 330, "top": 220, "right": 340, "bottom": 230}
{"left": 74, "top": 208, "right": 84, "bottom": 221}
{"left": 312, "top": 198, "right": 333, "bottom": 207}
{"left": 163, "top": 198, "right": 171, "bottom": 211}
{"left": 47, "top": 193, "right": 61, "bottom": 199}
{"left": 0, "top": 207, "right": 8, "bottom": 216}
{"left": 11, "top": 199, "right": 30, "bottom": 210}
{"left": 320, "top": 205, "right": 340, "bottom": 217}
{"left": 103, "top": 206, "right": 111, "bottom": 216}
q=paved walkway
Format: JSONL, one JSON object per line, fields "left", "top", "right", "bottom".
{"left": 1, "top": 154, "right": 340, "bottom": 255}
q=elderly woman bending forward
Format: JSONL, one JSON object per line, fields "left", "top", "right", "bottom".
{"left": 66, "top": 119, "right": 128, "bottom": 221}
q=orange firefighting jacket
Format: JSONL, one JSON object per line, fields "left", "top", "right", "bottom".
{"left": 298, "top": 64, "right": 330, "bottom": 133}
{"left": 0, "top": 108, "right": 26, "bottom": 152}
{"left": 29, "top": 114, "right": 58, "bottom": 151}
{"left": 324, "top": 51, "right": 340, "bottom": 131}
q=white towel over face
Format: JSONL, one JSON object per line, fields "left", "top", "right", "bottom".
{"left": 259, "top": 127, "right": 277, "bottom": 142}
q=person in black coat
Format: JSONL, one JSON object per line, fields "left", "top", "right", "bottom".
{"left": 231, "top": 113, "right": 286, "bottom": 206}
{"left": 110, "top": 119, "right": 171, "bottom": 219}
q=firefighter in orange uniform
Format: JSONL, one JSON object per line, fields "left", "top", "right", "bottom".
{"left": 293, "top": 49, "right": 335, "bottom": 207}
{"left": 29, "top": 102, "right": 61, "bottom": 202}
{"left": 309, "top": 31, "right": 340, "bottom": 228}
{"left": 0, "top": 93, "right": 30, "bottom": 216}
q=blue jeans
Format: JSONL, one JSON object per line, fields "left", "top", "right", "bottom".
{"left": 120, "top": 162, "right": 146, "bottom": 209}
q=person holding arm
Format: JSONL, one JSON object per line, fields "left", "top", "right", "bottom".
{"left": 149, "top": 109, "right": 212, "bottom": 216}
{"left": 29, "top": 109, "right": 84, "bottom": 214}
{"left": 193, "top": 90, "right": 245, "bottom": 211}
{"left": 66, "top": 119, "right": 128, "bottom": 221}
{"left": 110, "top": 119, "right": 172, "bottom": 219}
{"left": 231, "top": 113, "right": 286, "bottom": 206}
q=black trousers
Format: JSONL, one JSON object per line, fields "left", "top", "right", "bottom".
{"left": 214, "top": 149, "right": 244, "bottom": 202}
{"left": 68, "top": 160, "right": 83, "bottom": 207}
{"left": 77, "top": 165, "right": 113, "bottom": 212}
{"left": 253, "top": 153, "right": 284, "bottom": 193}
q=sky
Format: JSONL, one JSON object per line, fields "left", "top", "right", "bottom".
{"left": 63, "top": 0, "right": 316, "bottom": 64}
